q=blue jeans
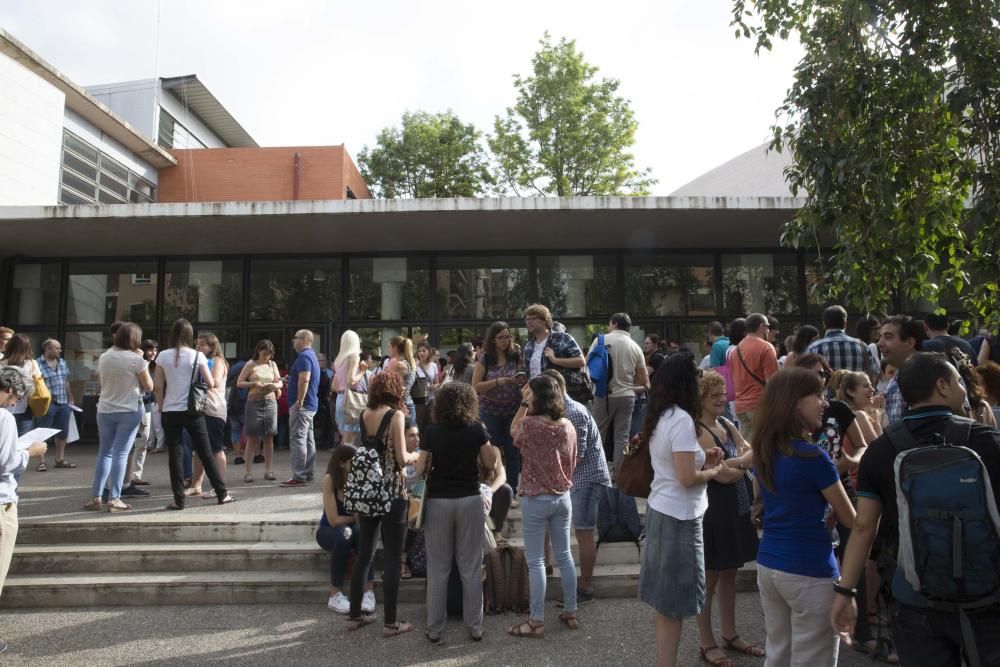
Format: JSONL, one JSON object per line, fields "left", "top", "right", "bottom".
{"left": 93, "top": 407, "right": 142, "bottom": 498}
{"left": 315, "top": 522, "right": 372, "bottom": 587}
{"left": 481, "top": 411, "right": 518, "bottom": 492}
{"left": 289, "top": 406, "right": 316, "bottom": 481}
{"left": 521, "top": 492, "right": 577, "bottom": 620}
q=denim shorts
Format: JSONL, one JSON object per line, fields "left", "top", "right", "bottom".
{"left": 570, "top": 482, "right": 602, "bottom": 530}
{"left": 38, "top": 401, "right": 72, "bottom": 439}
{"left": 639, "top": 507, "right": 706, "bottom": 618}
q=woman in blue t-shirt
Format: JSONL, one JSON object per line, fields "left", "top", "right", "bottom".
{"left": 753, "top": 367, "right": 855, "bottom": 667}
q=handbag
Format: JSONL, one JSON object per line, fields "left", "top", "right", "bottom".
{"left": 411, "top": 365, "right": 429, "bottom": 402}
{"left": 342, "top": 387, "right": 366, "bottom": 425}
{"left": 560, "top": 366, "right": 595, "bottom": 404}
{"left": 615, "top": 433, "right": 654, "bottom": 498}
{"left": 30, "top": 364, "right": 52, "bottom": 417}
{"left": 407, "top": 452, "right": 431, "bottom": 529}
{"left": 186, "top": 355, "right": 209, "bottom": 417}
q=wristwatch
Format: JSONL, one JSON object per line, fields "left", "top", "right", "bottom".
{"left": 833, "top": 583, "right": 857, "bottom": 598}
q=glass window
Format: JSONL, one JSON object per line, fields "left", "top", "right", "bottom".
{"left": 67, "top": 261, "right": 158, "bottom": 326}
{"left": 64, "top": 133, "right": 99, "bottom": 164}
{"left": 9, "top": 263, "right": 60, "bottom": 326}
{"left": 723, "top": 254, "right": 800, "bottom": 316}
{"left": 353, "top": 326, "right": 429, "bottom": 358}
{"left": 435, "top": 256, "right": 529, "bottom": 320}
{"left": 59, "top": 131, "right": 157, "bottom": 206}
{"left": 64, "top": 330, "right": 111, "bottom": 441}
{"left": 164, "top": 259, "right": 243, "bottom": 324}
{"left": 193, "top": 327, "right": 242, "bottom": 362}
{"left": 249, "top": 258, "right": 341, "bottom": 322}
{"left": 624, "top": 254, "right": 715, "bottom": 317}
{"left": 63, "top": 151, "right": 98, "bottom": 180}
{"left": 536, "top": 255, "right": 616, "bottom": 319}
{"left": 348, "top": 257, "right": 429, "bottom": 320}
{"left": 62, "top": 168, "right": 96, "bottom": 200}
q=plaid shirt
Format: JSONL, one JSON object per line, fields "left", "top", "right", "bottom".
{"left": 806, "top": 330, "right": 879, "bottom": 378}
{"left": 523, "top": 331, "right": 584, "bottom": 379}
{"left": 564, "top": 394, "right": 611, "bottom": 487}
{"left": 36, "top": 356, "right": 70, "bottom": 404}
{"left": 884, "top": 377, "right": 906, "bottom": 425}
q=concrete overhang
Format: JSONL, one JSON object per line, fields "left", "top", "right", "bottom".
{"left": 0, "top": 196, "right": 805, "bottom": 258}
{"left": 0, "top": 29, "right": 177, "bottom": 169}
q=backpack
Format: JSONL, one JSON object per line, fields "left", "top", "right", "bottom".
{"left": 587, "top": 334, "right": 613, "bottom": 399}
{"left": 483, "top": 544, "right": 530, "bottom": 614}
{"left": 886, "top": 417, "right": 1000, "bottom": 667}
{"left": 343, "top": 409, "right": 397, "bottom": 517}
{"left": 596, "top": 486, "right": 642, "bottom": 551}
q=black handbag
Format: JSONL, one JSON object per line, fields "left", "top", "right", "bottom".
{"left": 187, "top": 354, "right": 209, "bottom": 417}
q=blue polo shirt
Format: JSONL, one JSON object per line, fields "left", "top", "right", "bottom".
{"left": 288, "top": 348, "right": 320, "bottom": 412}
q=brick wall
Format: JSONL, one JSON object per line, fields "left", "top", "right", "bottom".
{"left": 157, "top": 145, "right": 370, "bottom": 202}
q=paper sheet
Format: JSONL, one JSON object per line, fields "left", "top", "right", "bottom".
{"left": 16, "top": 428, "right": 61, "bottom": 450}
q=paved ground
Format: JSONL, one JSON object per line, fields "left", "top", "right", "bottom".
{"left": 8, "top": 444, "right": 880, "bottom": 665}
{"left": 0, "top": 596, "right": 880, "bottom": 666}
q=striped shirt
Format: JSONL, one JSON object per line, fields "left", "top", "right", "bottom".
{"left": 806, "top": 330, "right": 879, "bottom": 378}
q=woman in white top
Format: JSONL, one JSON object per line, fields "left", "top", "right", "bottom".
{"left": 637, "top": 351, "right": 724, "bottom": 667}
{"left": 412, "top": 342, "right": 440, "bottom": 432}
{"left": 333, "top": 330, "right": 368, "bottom": 446}
{"left": 186, "top": 332, "right": 230, "bottom": 498}
{"left": 84, "top": 323, "right": 153, "bottom": 512}
{"left": 0, "top": 334, "right": 39, "bottom": 440}
{"left": 154, "top": 319, "right": 233, "bottom": 510}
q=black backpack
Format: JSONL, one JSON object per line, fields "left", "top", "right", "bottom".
{"left": 344, "top": 409, "right": 397, "bottom": 517}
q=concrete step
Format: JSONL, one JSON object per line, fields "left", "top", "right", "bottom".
{"left": 0, "top": 562, "right": 758, "bottom": 608}
{"left": 15, "top": 515, "right": 318, "bottom": 545}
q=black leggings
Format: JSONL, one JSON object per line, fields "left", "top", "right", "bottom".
{"left": 161, "top": 411, "right": 228, "bottom": 507}
{"left": 351, "top": 498, "right": 407, "bottom": 622}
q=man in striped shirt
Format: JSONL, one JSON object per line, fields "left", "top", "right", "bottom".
{"left": 807, "top": 305, "right": 880, "bottom": 381}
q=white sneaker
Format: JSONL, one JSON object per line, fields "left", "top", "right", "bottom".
{"left": 328, "top": 592, "right": 350, "bottom": 614}
{"left": 361, "top": 590, "right": 376, "bottom": 613}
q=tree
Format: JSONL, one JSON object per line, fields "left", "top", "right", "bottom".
{"left": 732, "top": 1, "right": 1000, "bottom": 327}
{"left": 490, "top": 34, "right": 656, "bottom": 197}
{"left": 357, "top": 111, "right": 493, "bottom": 198}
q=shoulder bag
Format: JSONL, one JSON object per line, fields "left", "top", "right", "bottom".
{"left": 615, "top": 433, "right": 653, "bottom": 498}
{"left": 342, "top": 379, "right": 367, "bottom": 426}
{"left": 187, "top": 353, "right": 209, "bottom": 417}
{"left": 29, "top": 361, "right": 52, "bottom": 417}
{"left": 736, "top": 344, "right": 767, "bottom": 386}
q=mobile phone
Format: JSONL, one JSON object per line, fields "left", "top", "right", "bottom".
{"left": 514, "top": 371, "right": 527, "bottom": 379}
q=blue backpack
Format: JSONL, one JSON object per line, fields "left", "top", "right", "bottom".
{"left": 587, "top": 334, "right": 613, "bottom": 399}
{"left": 886, "top": 417, "right": 1000, "bottom": 667}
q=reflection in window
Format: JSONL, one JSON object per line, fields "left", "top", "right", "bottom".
{"left": 164, "top": 260, "right": 243, "bottom": 324}
{"left": 348, "top": 258, "right": 429, "bottom": 320}
{"left": 249, "top": 258, "right": 340, "bottom": 322}
{"left": 67, "top": 261, "right": 157, "bottom": 325}
{"left": 435, "top": 257, "right": 529, "bottom": 320}
{"left": 624, "top": 255, "right": 715, "bottom": 317}
{"left": 10, "top": 264, "right": 61, "bottom": 326}
{"left": 193, "top": 327, "right": 241, "bottom": 361}
{"left": 723, "top": 254, "right": 800, "bottom": 316}
{"left": 536, "top": 255, "right": 616, "bottom": 319}
{"left": 354, "top": 327, "right": 429, "bottom": 358}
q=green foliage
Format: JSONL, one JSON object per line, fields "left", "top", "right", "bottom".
{"left": 733, "top": 0, "right": 1000, "bottom": 328}
{"left": 357, "top": 111, "right": 493, "bottom": 198}
{"left": 489, "top": 34, "right": 656, "bottom": 196}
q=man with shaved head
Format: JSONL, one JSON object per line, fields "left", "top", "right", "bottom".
{"left": 281, "top": 330, "right": 320, "bottom": 487}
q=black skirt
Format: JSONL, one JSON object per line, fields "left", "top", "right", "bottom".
{"left": 703, "top": 475, "right": 759, "bottom": 571}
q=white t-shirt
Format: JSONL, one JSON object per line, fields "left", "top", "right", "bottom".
{"left": 97, "top": 349, "right": 148, "bottom": 413}
{"left": 529, "top": 336, "right": 548, "bottom": 379}
{"left": 156, "top": 348, "right": 209, "bottom": 413}
{"left": 647, "top": 406, "right": 708, "bottom": 520}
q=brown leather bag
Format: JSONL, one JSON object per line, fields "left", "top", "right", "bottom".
{"left": 615, "top": 433, "right": 654, "bottom": 499}
{"left": 483, "top": 544, "right": 529, "bottom": 614}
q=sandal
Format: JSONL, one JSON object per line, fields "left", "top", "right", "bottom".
{"left": 82, "top": 499, "right": 103, "bottom": 511}
{"left": 699, "top": 646, "right": 734, "bottom": 667}
{"left": 54, "top": 460, "right": 77, "bottom": 469}
{"left": 853, "top": 638, "right": 899, "bottom": 664}
{"left": 183, "top": 488, "right": 202, "bottom": 497}
{"left": 507, "top": 620, "right": 544, "bottom": 639}
{"left": 217, "top": 494, "right": 235, "bottom": 505}
{"left": 36, "top": 462, "right": 47, "bottom": 472}
{"left": 107, "top": 500, "right": 132, "bottom": 513}
{"left": 201, "top": 490, "right": 217, "bottom": 500}
{"left": 346, "top": 614, "right": 377, "bottom": 631}
{"left": 558, "top": 612, "right": 579, "bottom": 630}
{"left": 721, "top": 635, "right": 765, "bottom": 658}
{"left": 383, "top": 620, "right": 414, "bottom": 638}
{"left": 401, "top": 563, "right": 413, "bottom": 580}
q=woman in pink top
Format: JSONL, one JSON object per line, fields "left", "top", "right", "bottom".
{"left": 508, "top": 374, "right": 578, "bottom": 638}
{"left": 333, "top": 330, "right": 368, "bottom": 445}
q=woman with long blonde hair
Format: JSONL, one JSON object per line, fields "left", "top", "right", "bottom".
{"left": 388, "top": 336, "right": 417, "bottom": 428}
{"left": 334, "top": 330, "right": 368, "bottom": 445}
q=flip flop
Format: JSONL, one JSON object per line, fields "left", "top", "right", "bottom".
{"left": 217, "top": 494, "right": 235, "bottom": 505}
{"left": 699, "top": 646, "right": 734, "bottom": 667}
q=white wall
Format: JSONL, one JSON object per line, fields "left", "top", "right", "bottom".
{"left": 0, "top": 51, "right": 64, "bottom": 205}
{"left": 63, "top": 108, "right": 158, "bottom": 184}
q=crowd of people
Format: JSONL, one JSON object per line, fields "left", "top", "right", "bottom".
{"left": 2, "top": 304, "right": 1000, "bottom": 664}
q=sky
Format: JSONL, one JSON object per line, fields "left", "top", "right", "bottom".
{"left": 0, "top": 0, "right": 803, "bottom": 195}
